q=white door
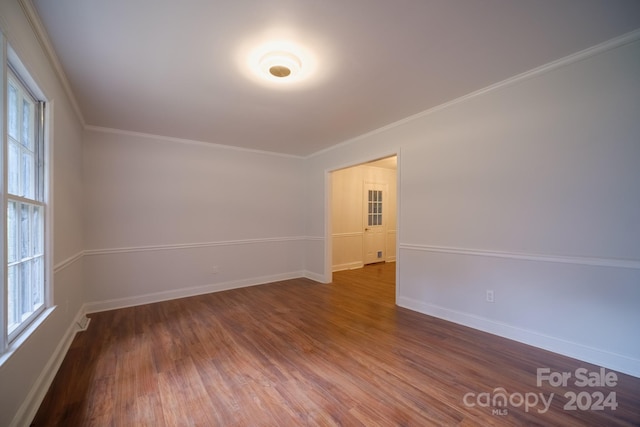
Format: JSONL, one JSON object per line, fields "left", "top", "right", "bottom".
{"left": 363, "top": 183, "right": 387, "bottom": 265}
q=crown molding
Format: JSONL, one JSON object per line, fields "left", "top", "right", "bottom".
{"left": 18, "top": 0, "right": 86, "bottom": 127}
{"left": 85, "top": 125, "right": 305, "bottom": 159}
{"left": 306, "top": 28, "right": 640, "bottom": 160}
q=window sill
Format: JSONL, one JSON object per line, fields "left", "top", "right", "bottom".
{"left": 0, "top": 306, "right": 56, "bottom": 369}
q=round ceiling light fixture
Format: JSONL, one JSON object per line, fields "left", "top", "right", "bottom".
{"left": 259, "top": 51, "right": 302, "bottom": 81}
{"left": 242, "top": 38, "right": 319, "bottom": 87}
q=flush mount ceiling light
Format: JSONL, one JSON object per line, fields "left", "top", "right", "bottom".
{"left": 259, "top": 51, "right": 302, "bottom": 80}
{"left": 243, "top": 39, "right": 317, "bottom": 87}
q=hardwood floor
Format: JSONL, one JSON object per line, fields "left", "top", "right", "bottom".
{"left": 33, "top": 262, "right": 639, "bottom": 426}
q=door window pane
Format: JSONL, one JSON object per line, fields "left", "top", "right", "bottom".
{"left": 367, "top": 190, "right": 383, "bottom": 227}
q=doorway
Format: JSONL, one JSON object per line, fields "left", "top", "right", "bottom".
{"left": 329, "top": 155, "right": 397, "bottom": 281}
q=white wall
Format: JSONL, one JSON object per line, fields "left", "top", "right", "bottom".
{"left": 332, "top": 164, "right": 397, "bottom": 270}
{"left": 0, "top": 2, "right": 85, "bottom": 426}
{"left": 1, "top": 5, "right": 639, "bottom": 426}
{"left": 305, "top": 36, "right": 640, "bottom": 377}
{"left": 82, "top": 129, "right": 308, "bottom": 310}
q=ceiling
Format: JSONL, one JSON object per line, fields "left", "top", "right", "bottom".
{"left": 31, "top": 0, "right": 640, "bottom": 157}
{"left": 367, "top": 156, "right": 397, "bottom": 170}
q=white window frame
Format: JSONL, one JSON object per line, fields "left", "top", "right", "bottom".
{"left": 0, "top": 32, "right": 52, "bottom": 360}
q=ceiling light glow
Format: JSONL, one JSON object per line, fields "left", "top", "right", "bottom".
{"left": 259, "top": 51, "right": 301, "bottom": 80}
{"left": 244, "top": 40, "right": 316, "bottom": 86}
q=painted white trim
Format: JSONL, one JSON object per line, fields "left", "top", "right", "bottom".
{"left": 306, "top": 28, "right": 640, "bottom": 159}
{"left": 84, "top": 271, "right": 307, "bottom": 314}
{"left": 1, "top": 33, "right": 8, "bottom": 355}
{"left": 85, "top": 125, "right": 303, "bottom": 159}
{"left": 332, "top": 261, "right": 364, "bottom": 272}
{"left": 332, "top": 232, "right": 363, "bottom": 238}
{"left": 18, "top": 0, "right": 85, "bottom": 127}
{"left": 324, "top": 151, "right": 400, "bottom": 177}
{"left": 386, "top": 230, "right": 397, "bottom": 262}
{"left": 44, "top": 96, "right": 54, "bottom": 311}
{"left": 397, "top": 296, "right": 640, "bottom": 378}
{"left": 324, "top": 151, "right": 400, "bottom": 284}
{"left": 53, "top": 250, "right": 84, "bottom": 273}
{"left": 330, "top": 231, "right": 365, "bottom": 272}
{"left": 84, "top": 236, "right": 308, "bottom": 257}
{"left": 0, "top": 307, "right": 52, "bottom": 368}
{"left": 324, "top": 169, "right": 333, "bottom": 283}
{"left": 394, "top": 150, "right": 402, "bottom": 304}
{"left": 8, "top": 306, "right": 87, "bottom": 427}
{"left": 399, "top": 244, "right": 640, "bottom": 270}
{"left": 303, "top": 270, "right": 326, "bottom": 283}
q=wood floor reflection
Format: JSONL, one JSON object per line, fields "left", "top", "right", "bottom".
{"left": 32, "top": 262, "right": 640, "bottom": 426}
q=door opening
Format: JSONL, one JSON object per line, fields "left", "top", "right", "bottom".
{"left": 329, "top": 155, "right": 397, "bottom": 283}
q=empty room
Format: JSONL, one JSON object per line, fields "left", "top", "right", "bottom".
{"left": 1, "top": 1, "right": 640, "bottom": 425}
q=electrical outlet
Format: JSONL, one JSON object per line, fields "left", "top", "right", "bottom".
{"left": 212, "top": 266, "right": 219, "bottom": 274}
{"left": 486, "top": 290, "right": 495, "bottom": 303}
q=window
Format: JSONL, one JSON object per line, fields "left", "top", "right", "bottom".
{"left": 367, "top": 189, "right": 382, "bottom": 226}
{"left": 1, "top": 36, "right": 49, "bottom": 354}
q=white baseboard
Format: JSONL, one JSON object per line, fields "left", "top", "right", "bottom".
{"left": 303, "top": 270, "right": 327, "bottom": 283}
{"left": 332, "top": 261, "right": 364, "bottom": 272}
{"left": 14, "top": 270, "right": 317, "bottom": 426}
{"left": 397, "top": 296, "right": 640, "bottom": 379}
{"left": 84, "top": 271, "right": 307, "bottom": 313}
{"left": 11, "top": 307, "right": 88, "bottom": 427}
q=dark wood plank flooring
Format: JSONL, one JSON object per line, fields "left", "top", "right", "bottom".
{"left": 32, "top": 262, "right": 640, "bottom": 426}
